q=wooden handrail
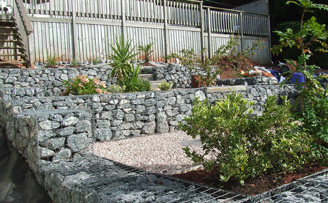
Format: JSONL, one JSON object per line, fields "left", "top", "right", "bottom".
{"left": 15, "top": 0, "right": 33, "bottom": 35}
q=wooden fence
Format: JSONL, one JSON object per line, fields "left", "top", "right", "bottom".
{"left": 7, "top": 0, "right": 271, "bottom": 64}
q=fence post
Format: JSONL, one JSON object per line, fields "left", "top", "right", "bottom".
{"left": 121, "top": 0, "right": 126, "bottom": 42}
{"left": 72, "top": 0, "right": 78, "bottom": 60}
{"left": 207, "top": 7, "right": 211, "bottom": 59}
{"left": 163, "top": 0, "right": 168, "bottom": 62}
{"left": 239, "top": 12, "right": 244, "bottom": 52}
{"left": 200, "top": 1, "right": 204, "bottom": 62}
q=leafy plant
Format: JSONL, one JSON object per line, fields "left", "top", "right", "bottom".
{"left": 166, "top": 48, "right": 201, "bottom": 71}
{"left": 197, "top": 57, "right": 222, "bottom": 86}
{"left": 179, "top": 93, "right": 312, "bottom": 185}
{"left": 138, "top": 43, "right": 153, "bottom": 63}
{"left": 271, "top": 0, "right": 328, "bottom": 160}
{"left": 108, "top": 36, "right": 139, "bottom": 80}
{"left": 71, "top": 58, "right": 79, "bottom": 67}
{"left": 212, "top": 35, "right": 264, "bottom": 69}
{"left": 118, "top": 65, "right": 152, "bottom": 93}
{"left": 46, "top": 52, "right": 57, "bottom": 68}
{"left": 92, "top": 57, "right": 99, "bottom": 65}
{"left": 108, "top": 85, "right": 125, "bottom": 93}
{"left": 158, "top": 81, "right": 173, "bottom": 91}
{"left": 62, "top": 75, "right": 108, "bottom": 95}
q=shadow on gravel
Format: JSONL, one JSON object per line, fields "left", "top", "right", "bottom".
{"left": 0, "top": 128, "right": 52, "bottom": 203}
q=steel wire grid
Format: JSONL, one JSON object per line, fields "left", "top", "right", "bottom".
{"left": 245, "top": 169, "right": 328, "bottom": 203}
{"left": 89, "top": 157, "right": 247, "bottom": 203}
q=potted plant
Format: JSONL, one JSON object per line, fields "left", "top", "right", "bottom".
{"left": 166, "top": 48, "right": 205, "bottom": 88}
{"left": 196, "top": 57, "right": 222, "bottom": 87}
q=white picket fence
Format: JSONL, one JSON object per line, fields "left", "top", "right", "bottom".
{"left": 6, "top": 0, "right": 271, "bottom": 64}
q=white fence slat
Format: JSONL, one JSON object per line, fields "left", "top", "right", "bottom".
{"left": 21, "top": 0, "right": 270, "bottom": 64}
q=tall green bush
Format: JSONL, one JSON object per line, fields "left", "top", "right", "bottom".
{"left": 179, "top": 93, "right": 312, "bottom": 185}
{"left": 271, "top": 0, "right": 328, "bottom": 161}
{"left": 108, "top": 36, "right": 139, "bottom": 80}
{"left": 138, "top": 43, "right": 153, "bottom": 63}
{"left": 118, "top": 65, "right": 152, "bottom": 93}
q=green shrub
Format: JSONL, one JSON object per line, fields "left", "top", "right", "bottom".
{"left": 108, "top": 36, "right": 139, "bottom": 80}
{"left": 118, "top": 65, "right": 152, "bottom": 93}
{"left": 108, "top": 85, "right": 125, "bottom": 93}
{"left": 272, "top": 0, "right": 328, "bottom": 161}
{"left": 158, "top": 81, "right": 173, "bottom": 91}
{"left": 62, "top": 75, "right": 108, "bottom": 95}
{"left": 92, "top": 57, "right": 99, "bottom": 65}
{"left": 46, "top": 52, "right": 57, "bottom": 68}
{"left": 71, "top": 58, "right": 79, "bottom": 67}
{"left": 138, "top": 43, "right": 153, "bottom": 63}
{"left": 179, "top": 93, "right": 312, "bottom": 185}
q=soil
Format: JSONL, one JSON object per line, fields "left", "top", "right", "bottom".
{"left": 172, "top": 163, "right": 327, "bottom": 196}
{"left": 217, "top": 56, "right": 260, "bottom": 79}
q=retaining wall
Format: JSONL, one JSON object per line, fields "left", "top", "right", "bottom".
{"left": 1, "top": 65, "right": 278, "bottom": 95}
{"left": 0, "top": 67, "right": 300, "bottom": 202}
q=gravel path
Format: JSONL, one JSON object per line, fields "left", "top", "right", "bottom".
{"left": 90, "top": 131, "right": 216, "bottom": 174}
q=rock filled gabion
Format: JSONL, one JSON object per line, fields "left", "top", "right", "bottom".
{"left": 0, "top": 65, "right": 302, "bottom": 203}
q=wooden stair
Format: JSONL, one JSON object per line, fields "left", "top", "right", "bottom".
{"left": 0, "top": 15, "right": 29, "bottom": 68}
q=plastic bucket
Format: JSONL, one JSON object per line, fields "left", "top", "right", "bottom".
{"left": 290, "top": 72, "right": 304, "bottom": 88}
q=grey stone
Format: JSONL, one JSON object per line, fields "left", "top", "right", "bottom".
{"left": 94, "top": 129, "right": 112, "bottom": 141}
{"left": 97, "top": 120, "right": 111, "bottom": 128}
{"left": 39, "top": 120, "right": 60, "bottom": 130}
{"left": 5, "top": 77, "right": 17, "bottom": 83}
{"left": 67, "top": 133, "right": 89, "bottom": 152}
{"left": 37, "top": 130, "right": 57, "bottom": 142}
{"left": 60, "top": 74, "right": 68, "bottom": 81}
{"left": 176, "top": 115, "right": 187, "bottom": 122}
{"left": 52, "top": 147, "right": 72, "bottom": 162}
{"left": 113, "top": 110, "right": 124, "bottom": 120}
{"left": 180, "top": 104, "right": 191, "bottom": 112}
{"left": 40, "top": 147, "right": 55, "bottom": 158}
{"left": 148, "top": 114, "right": 156, "bottom": 121}
{"left": 157, "top": 112, "right": 169, "bottom": 133}
{"left": 133, "top": 121, "right": 144, "bottom": 129}
{"left": 111, "top": 120, "right": 123, "bottom": 126}
{"left": 57, "top": 126, "right": 75, "bottom": 136}
{"left": 145, "top": 107, "right": 156, "bottom": 114}
{"left": 124, "top": 114, "right": 135, "bottom": 122}
{"left": 40, "top": 137, "right": 66, "bottom": 150}
{"left": 195, "top": 90, "right": 206, "bottom": 101}
{"left": 136, "top": 105, "right": 145, "bottom": 113}
{"left": 61, "top": 172, "right": 91, "bottom": 187}
{"left": 167, "top": 97, "right": 176, "bottom": 105}
{"left": 100, "top": 111, "right": 112, "bottom": 119}
{"left": 62, "top": 116, "right": 79, "bottom": 126}
{"left": 144, "top": 99, "right": 156, "bottom": 107}
{"left": 68, "top": 69, "right": 79, "bottom": 79}
{"left": 0, "top": 72, "right": 8, "bottom": 79}
{"left": 142, "top": 121, "right": 156, "bottom": 134}
{"left": 75, "top": 120, "right": 91, "bottom": 133}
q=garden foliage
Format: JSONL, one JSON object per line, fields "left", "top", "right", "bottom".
{"left": 62, "top": 75, "right": 108, "bottom": 95}
{"left": 108, "top": 36, "right": 151, "bottom": 93}
{"left": 166, "top": 36, "right": 263, "bottom": 86}
{"left": 118, "top": 65, "right": 152, "bottom": 93}
{"left": 108, "top": 36, "right": 139, "bottom": 80}
{"left": 158, "top": 81, "right": 173, "bottom": 91}
{"left": 138, "top": 43, "right": 153, "bottom": 63}
{"left": 179, "top": 93, "right": 312, "bottom": 185}
{"left": 272, "top": 0, "right": 328, "bottom": 161}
